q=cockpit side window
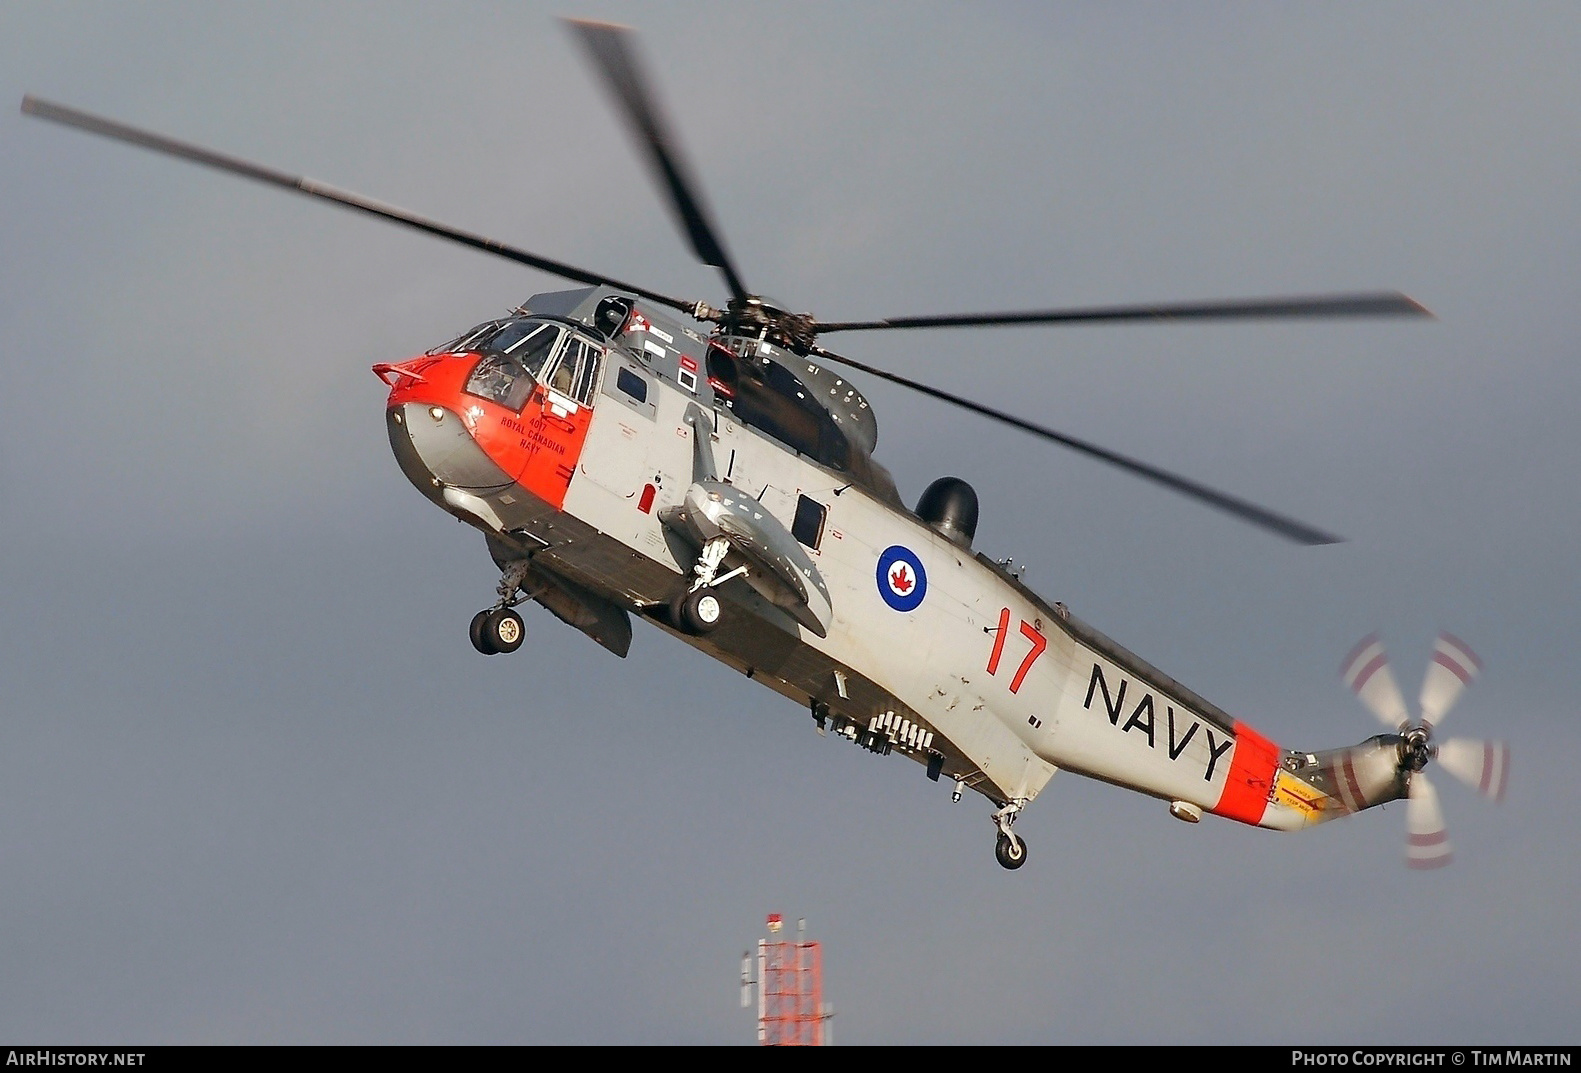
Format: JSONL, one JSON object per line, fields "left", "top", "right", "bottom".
{"left": 547, "top": 337, "right": 583, "bottom": 398}
{"left": 544, "top": 336, "right": 605, "bottom": 406}
{"left": 572, "top": 341, "right": 603, "bottom": 405}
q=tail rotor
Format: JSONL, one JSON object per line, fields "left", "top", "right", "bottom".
{"left": 1340, "top": 632, "right": 1508, "bottom": 868}
{"left": 1436, "top": 738, "right": 1510, "bottom": 803}
{"left": 1406, "top": 773, "right": 1452, "bottom": 869}
{"left": 1341, "top": 634, "right": 1412, "bottom": 730}
{"left": 1419, "top": 632, "right": 1481, "bottom": 731}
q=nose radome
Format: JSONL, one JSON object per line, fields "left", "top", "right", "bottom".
{"left": 386, "top": 402, "right": 513, "bottom": 499}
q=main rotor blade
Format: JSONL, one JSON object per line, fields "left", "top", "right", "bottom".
{"left": 20, "top": 95, "right": 698, "bottom": 316}
{"left": 566, "top": 19, "right": 750, "bottom": 306}
{"left": 809, "top": 343, "right": 1343, "bottom": 545}
{"left": 814, "top": 292, "right": 1431, "bottom": 334}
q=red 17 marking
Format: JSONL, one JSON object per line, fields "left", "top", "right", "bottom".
{"left": 986, "top": 607, "right": 1047, "bottom": 695}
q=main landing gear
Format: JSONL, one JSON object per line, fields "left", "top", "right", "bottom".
{"left": 669, "top": 536, "right": 743, "bottom": 636}
{"left": 470, "top": 560, "right": 530, "bottom": 655}
{"left": 670, "top": 587, "right": 722, "bottom": 634}
{"left": 470, "top": 607, "right": 524, "bottom": 655}
{"left": 992, "top": 801, "right": 1028, "bottom": 870}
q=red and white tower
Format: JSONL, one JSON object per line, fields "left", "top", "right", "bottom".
{"left": 740, "top": 914, "right": 833, "bottom": 1045}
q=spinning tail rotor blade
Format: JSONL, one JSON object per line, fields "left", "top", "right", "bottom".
{"left": 1436, "top": 739, "right": 1510, "bottom": 803}
{"left": 808, "top": 344, "right": 1343, "bottom": 544}
{"left": 813, "top": 292, "right": 1432, "bottom": 334}
{"left": 1332, "top": 634, "right": 1502, "bottom": 868}
{"left": 1340, "top": 634, "right": 1412, "bottom": 730}
{"left": 566, "top": 19, "right": 750, "bottom": 306}
{"left": 18, "top": 96, "right": 700, "bottom": 317}
{"left": 1406, "top": 774, "right": 1453, "bottom": 870}
{"left": 1419, "top": 632, "right": 1482, "bottom": 730}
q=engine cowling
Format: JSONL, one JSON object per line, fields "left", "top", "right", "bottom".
{"left": 916, "top": 477, "right": 979, "bottom": 548}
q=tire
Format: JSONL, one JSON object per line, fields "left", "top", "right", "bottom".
{"left": 672, "top": 587, "right": 722, "bottom": 634}
{"left": 485, "top": 608, "right": 525, "bottom": 653}
{"left": 469, "top": 609, "right": 496, "bottom": 655}
{"left": 995, "top": 833, "right": 1028, "bottom": 870}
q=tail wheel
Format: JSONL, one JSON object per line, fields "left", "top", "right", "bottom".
{"left": 995, "top": 832, "right": 1028, "bottom": 870}
{"left": 672, "top": 587, "right": 722, "bottom": 635}
{"left": 485, "top": 608, "right": 525, "bottom": 653}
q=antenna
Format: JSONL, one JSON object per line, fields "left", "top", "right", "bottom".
{"left": 739, "top": 912, "right": 833, "bottom": 1045}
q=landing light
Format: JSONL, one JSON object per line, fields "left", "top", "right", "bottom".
{"left": 428, "top": 406, "right": 445, "bottom": 422}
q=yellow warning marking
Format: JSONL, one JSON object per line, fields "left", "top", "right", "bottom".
{"left": 1273, "top": 769, "right": 1332, "bottom": 820}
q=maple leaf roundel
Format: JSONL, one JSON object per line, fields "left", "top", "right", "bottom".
{"left": 876, "top": 545, "right": 928, "bottom": 612}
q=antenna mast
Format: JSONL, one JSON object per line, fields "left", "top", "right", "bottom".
{"left": 740, "top": 913, "right": 833, "bottom": 1045}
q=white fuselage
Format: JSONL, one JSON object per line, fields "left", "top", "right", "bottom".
{"left": 555, "top": 342, "right": 1304, "bottom": 826}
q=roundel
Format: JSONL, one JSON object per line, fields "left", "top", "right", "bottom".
{"left": 876, "top": 545, "right": 928, "bottom": 612}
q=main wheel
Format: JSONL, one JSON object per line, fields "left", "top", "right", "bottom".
{"left": 482, "top": 607, "right": 525, "bottom": 653}
{"left": 995, "top": 832, "right": 1028, "bottom": 870}
{"left": 469, "top": 609, "right": 496, "bottom": 655}
{"left": 672, "top": 587, "right": 723, "bottom": 635}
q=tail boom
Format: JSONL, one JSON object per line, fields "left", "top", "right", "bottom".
{"left": 1210, "top": 730, "right": 1409, "bottom": 832}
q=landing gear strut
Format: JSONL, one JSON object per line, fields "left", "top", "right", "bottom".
{"left": 992, "top": 800, "right": 1028, "bottom": 870}
{"left": 470, "top": 559, "right": 532, "bottom": 655}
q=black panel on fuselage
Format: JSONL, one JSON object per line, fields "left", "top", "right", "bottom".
{"left": 706, "top": 342, "right": 849, "bottom": 471}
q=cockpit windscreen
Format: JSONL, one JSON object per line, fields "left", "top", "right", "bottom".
{"left": 484, "top": 321, "right": 561, "bottom": 377}
{"left": 462, "top": 321, "right": 565, "bottom": 411}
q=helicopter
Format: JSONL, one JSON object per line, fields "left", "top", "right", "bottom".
{"left": 20, "top": 19, "right": 1509, "bottom": 870}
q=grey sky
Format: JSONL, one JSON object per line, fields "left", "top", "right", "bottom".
{"left": 2, "top": 1, "right": 1577, "bottom": 1043}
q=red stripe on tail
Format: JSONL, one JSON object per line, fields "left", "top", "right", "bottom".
{"left": 1210, "top": 722, "right": 1281, "bottom": 826}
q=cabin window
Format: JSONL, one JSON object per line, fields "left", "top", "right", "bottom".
{"left": 792, "top": 494, "right": 826, "bottom": 550}
{"left": 617, "top": 367, "right": 648, "bottom": 403}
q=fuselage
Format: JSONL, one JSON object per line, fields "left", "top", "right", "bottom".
{"left": 379, "top": 288, "right": 1405, "bottom": 831}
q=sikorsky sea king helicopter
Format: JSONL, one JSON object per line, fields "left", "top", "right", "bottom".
{"left": 23, "top": 20, "right": 1508, "bottom": 869}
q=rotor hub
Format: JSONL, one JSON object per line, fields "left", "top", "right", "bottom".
{"left": 1400, "top": 725, "right": 1434, "bottom": 772}
{"left": 709, "top": 297, "right": 820, "bottom": 354}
